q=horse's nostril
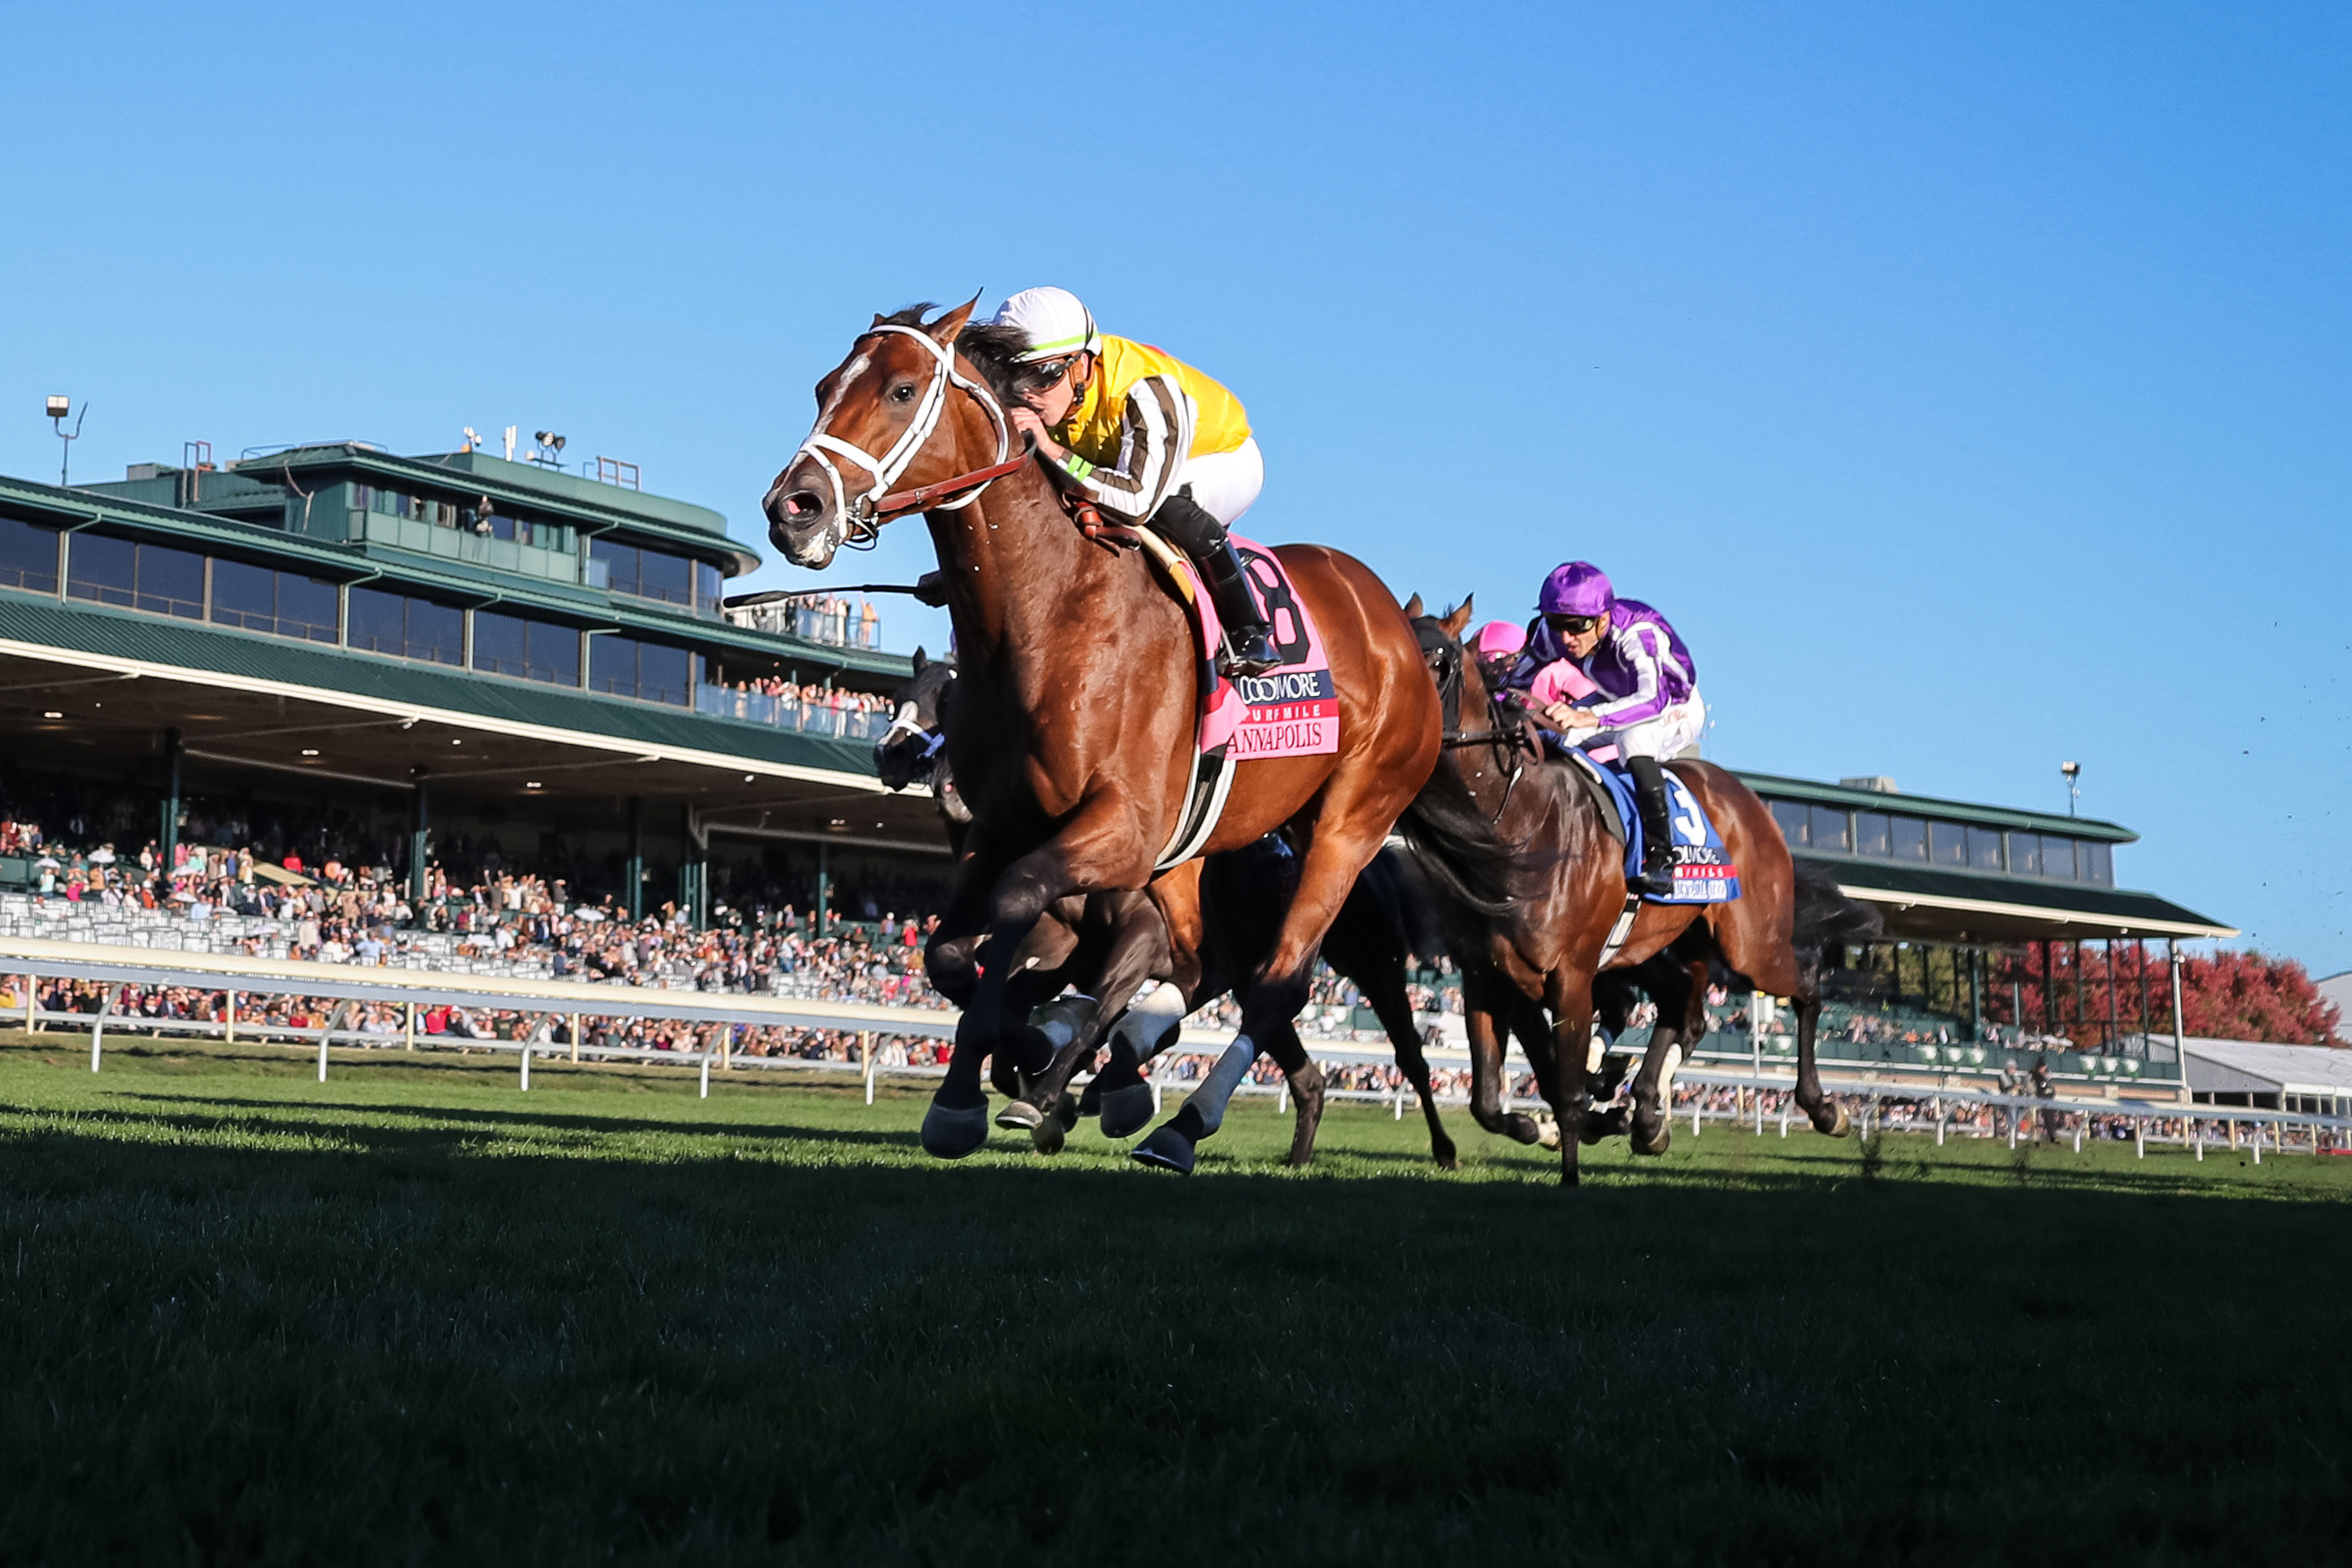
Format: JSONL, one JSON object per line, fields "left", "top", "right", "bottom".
{"left": 782, "top": 491, "right": 823, "bottom": 521}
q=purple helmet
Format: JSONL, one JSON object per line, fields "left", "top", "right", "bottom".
{"left": 1537, "top": 560, "right": 1615, "bottom": 618}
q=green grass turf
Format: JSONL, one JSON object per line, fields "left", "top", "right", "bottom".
{"left": 1, "top": 1031, "right": 2347, "bottom": 1565}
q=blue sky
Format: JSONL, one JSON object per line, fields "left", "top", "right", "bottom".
{"left": 3, "top": 3, "right": 2346, "bottom": 971}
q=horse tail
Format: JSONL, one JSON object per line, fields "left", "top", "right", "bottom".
{"left": 1395, "top": 761, "right": 1520, "bottom": 933}
{"left": 1790, "top": 856, "right": 1881, "bottom": 954}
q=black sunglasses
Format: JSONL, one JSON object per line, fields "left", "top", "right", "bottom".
{"left": 1545, "top": 612, "right": 1604, "bottom": 636}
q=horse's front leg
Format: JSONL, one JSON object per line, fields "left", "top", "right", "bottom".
{"left": 1625, "top": 959, "right": 1705, "bottom": 1157}
{"left": 1464, "top": 966, "right": 1548, "bottom": 1147}
{"left": 1544, "top": 966, "right": 1597, "bottom": 1187}
{"left": 921, "top": 800, "right": 1152, "bottom": 1159}
{"left": 1001, "top": 891, "right": 1173, "bottom": 1153}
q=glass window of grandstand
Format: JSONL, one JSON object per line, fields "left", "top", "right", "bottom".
{"left": 349, "top": 586, "right": 463, "bottom": 665}
{"left": 591, "top": 538, "right": 699, "bottom": 607}
{"left": 1928, "top": 820, "right": 1970, "bottom": 867}
{"left": 589, "top": 634, "right": 694, "bottom": 705}
{"left": 0, "top": 518, "right": 59, "bottom": 594}
{"left": 473, "top": 611, "right": 581, "bottom": 686}
{"left": 1891, "top": 815, "right": 1928, "bottom": 862}
{"left": 2036, "top": 835, "right": 2077, "bottom": 881}
{"left": 2007, "top": 831, "right": 2041, "bottom": 877}
{"left": 1967, "top": 825, "right": 2003, "bottom": 872}
{"left": 1854, "top": 810, "right": 1892, "bottom": 857}
{"left": 68, "top": 533, "right": 204, "bottom": 619}
{"left": 209, "top": 560, "right": 339, "bottom": 642}
{"left": 1808, "top": 805, "right": 1852, "bottom": 854}
{"left": 1769, "top": 800, "right": 1808, "bottom": 845}
{"left": 2080, "top": 840, "right": 2112, "bottom": 885}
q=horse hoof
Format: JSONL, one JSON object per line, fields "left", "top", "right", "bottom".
{"left": 1435, "top": 1151, "right": 1461, "bottom": 1172}
{"left": 1536, "top": 1118, "right": 1562, "bottom": 1151}
{"left": 994, "top": 1098, "right": 1045, "bottom": 1132}
{"left": 920, "top": 1101, "right": 991, "bottom": 1160}
{"left": 1131, "top": 1125, "right": 1197, "bottom": 1175}
{"left": 1031, "top": 1117, "right": 1065, "bottom": 1156}
{"left": 1818, "top": 1102, "right": 1852, "bottom": 1139}
{"left": 1632, "top": 1124, "right": 1672, "bottom": 1157}
{"left": 1097, "top": 1084, "right": 1156, "bottom": 1140}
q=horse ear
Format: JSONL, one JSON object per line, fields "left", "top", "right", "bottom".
{"left": 1402, "top": 592, "right": 1424, "bottom": 619}
{"left": 871, "top": 313, "right": 889, "bottom": 329}
{"left": 929, "top": 295, "right": 982, "bottom": 345}
{"left": 1439, "top": 599, "right": 1475, "bottom": 638}
{"left": 911, "top": 646, "right": 927, "bottom": 673}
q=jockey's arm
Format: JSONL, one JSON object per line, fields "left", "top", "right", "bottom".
{"left": 1583, "top": 623, "right": 1673, "bottom": 728}
{"left": 1050, "top": 374, "right": 1196, "bottom": 523}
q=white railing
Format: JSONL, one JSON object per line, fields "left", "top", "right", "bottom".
{"left": 694, "top": 684, "right": 893, "bottom": 742}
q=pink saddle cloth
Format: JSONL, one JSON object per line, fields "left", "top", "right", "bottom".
{"left": 1181, "top": 537, "right": 1337, "bottom": 761}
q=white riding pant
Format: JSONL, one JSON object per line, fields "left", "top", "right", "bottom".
{"left": 1593, "top": 691, "right": 1706, "bottom": 761}
{"left": 1175, "top": 436, "right": 1264, "bottom": 528}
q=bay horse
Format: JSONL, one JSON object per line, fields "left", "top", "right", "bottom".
{"left": 766, "top": 301, "right": 1510, "bottom": 1171}
{"left": 1412, "top": 599, "right": 1878, "bottom": 1185}
{"left": 870, "top": 636, "right": 1468, "bottom": 1168}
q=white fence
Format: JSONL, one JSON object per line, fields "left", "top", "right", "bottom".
{"left": 9, "top": 934, "right": 2349, "bottom": 1161}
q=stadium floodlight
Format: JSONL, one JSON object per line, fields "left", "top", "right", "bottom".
{"left": 46, "top": 395, "right": 88, "bottom": 486}
{"left": 2060, "top": 760, "right": 2081, "bottom": 816}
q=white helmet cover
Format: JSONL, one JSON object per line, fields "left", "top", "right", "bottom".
{"left": 987, "top": 286, "right": 1101, "bottom": 362}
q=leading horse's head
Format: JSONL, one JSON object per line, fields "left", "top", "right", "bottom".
{"left": 763, "top": 300, "right": 1001, "bottom": 570}
{"left": 872, "top": 646, "right": 956, "bottom": 792}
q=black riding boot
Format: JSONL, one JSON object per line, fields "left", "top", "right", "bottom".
{"left": 1626, "top": 755, "right": 1677, "bottom": 898}
{"left": 1197, "top": 544, "right": 1284, "bottom": 677}
{"left": 1150, "top": 490, "right": 1282, "bottom": 678}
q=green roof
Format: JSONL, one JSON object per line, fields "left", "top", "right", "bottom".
{"left": 1802, "top": 854, "right": 2230, "bottom": 936}
{"left": 237, "top": 445, "right": 759, "bottom": 573}
{"left": 1733, "top": 770, "right": 2137, "bottom": 843}
{"left": 0, "top": 591, "right": 877, "bottom": 776}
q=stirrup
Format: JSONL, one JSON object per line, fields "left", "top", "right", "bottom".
{"left": 1218, "top": 628, "right": 1282, "bottom": 679}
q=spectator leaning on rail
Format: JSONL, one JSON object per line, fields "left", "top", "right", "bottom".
{"left": 1500, "top": 561, "right": 1705, "bottom": 897}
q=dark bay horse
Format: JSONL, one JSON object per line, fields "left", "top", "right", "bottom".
{"left": 871, "top": 654, "right": 1468, "bottom": 1168}
{"left": 1412, "top": 599, "right": 1877, "bottom": 1185}
{"left": 767, "top": 301, "right": 1509, "bottom": 1170}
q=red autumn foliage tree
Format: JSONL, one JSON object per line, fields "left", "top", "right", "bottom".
{"left": 2179, "top": 951, "right": 2343, "bottom": 1046}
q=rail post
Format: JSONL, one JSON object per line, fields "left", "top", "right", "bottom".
{"left": 405, "top": 1002, "right": 417, "bottom": 1052}
{"left": 89, "top": 983, "right": 118, "bottom": 1072}
{"left": 1778, "top": 1099, "right": 1789, "bottom": 1138}
{"left": 520, "top": 1028, "right": 532, "bottom": 1092}
{"left": 1393, "top": 1085, "right": 1404, "bottom": 1121}
{"left": 2072, "top": 1116, "right": 2082, "bottom": 1155}
{"left": 570, "top": 1013, "right": 582, "bottom": 1064}
{"left": 861, "top": 1029, "right": 874, "bottom": 1105}
{"left": 2135, "top": 1118, "right": 2144, "bottom": 1159}
{"left": 2252, "top": 1122, "right": 2261, "bottom": 1165}
{"left": 25, "top": 974, "right": 36, "bottom": 1034}
{"left": 699, "top": 1026, "right": 713, "bottom": 1100}
{"left": 225, "top": 989, "right": 237, "bottom": 1045}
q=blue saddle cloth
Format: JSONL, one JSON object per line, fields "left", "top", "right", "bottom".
{"left": 1566, "top": 747, "right": 1743, "bottom": 905}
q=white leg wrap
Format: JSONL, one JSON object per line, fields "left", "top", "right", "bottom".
{"left": 1110, "top": 981, "right": 1187, "bottom": 1061}
{"left": 1187, "top": 1034, "right": 1256, "bottom": 1136}
{"left": 1658, "top": 1042, "right": 1685, "bottom": 1099}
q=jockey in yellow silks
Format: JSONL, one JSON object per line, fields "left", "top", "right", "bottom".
{"left": 977, "top": 287, "right": 1282, "bottom": 677}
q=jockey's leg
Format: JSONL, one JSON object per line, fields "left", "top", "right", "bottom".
{"left": 1146, "top": 444, "right": 1280, "bottom": 678}
{"left": 1616, "top": 695, "right": 1706, "bottom": 898}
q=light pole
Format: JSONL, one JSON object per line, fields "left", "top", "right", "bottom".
{"left": 46, "top": 396, "right": 88, "bottom": 487}
{"left": 2060, "top": 760, "right": 2080, "bottom": 817}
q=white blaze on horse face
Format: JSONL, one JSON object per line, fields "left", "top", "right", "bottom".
{"left": 810, "top": 352, "right": 870, "bottom": 439}
{"left": 881, "top": 700, "right": 923, "bottom": 747}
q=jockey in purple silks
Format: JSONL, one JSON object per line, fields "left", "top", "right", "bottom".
{"left": 1503, "top": 560, "right": 1706, "bottom": 897}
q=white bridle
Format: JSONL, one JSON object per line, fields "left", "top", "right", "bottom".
{"left": 787, "top": 324, "right": 1012, "bottom": 554}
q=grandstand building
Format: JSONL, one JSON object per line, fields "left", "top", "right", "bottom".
{"left": 0, "top": 444, "right": 945, "bottom": 925}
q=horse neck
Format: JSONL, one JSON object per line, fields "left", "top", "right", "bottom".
{"left": 924, "top": 411, "right": 1090, "bottom": 692}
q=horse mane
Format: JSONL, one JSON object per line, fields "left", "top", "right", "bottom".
{"left": 957, "top": 322, "right": 1063, "bottom": 401}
